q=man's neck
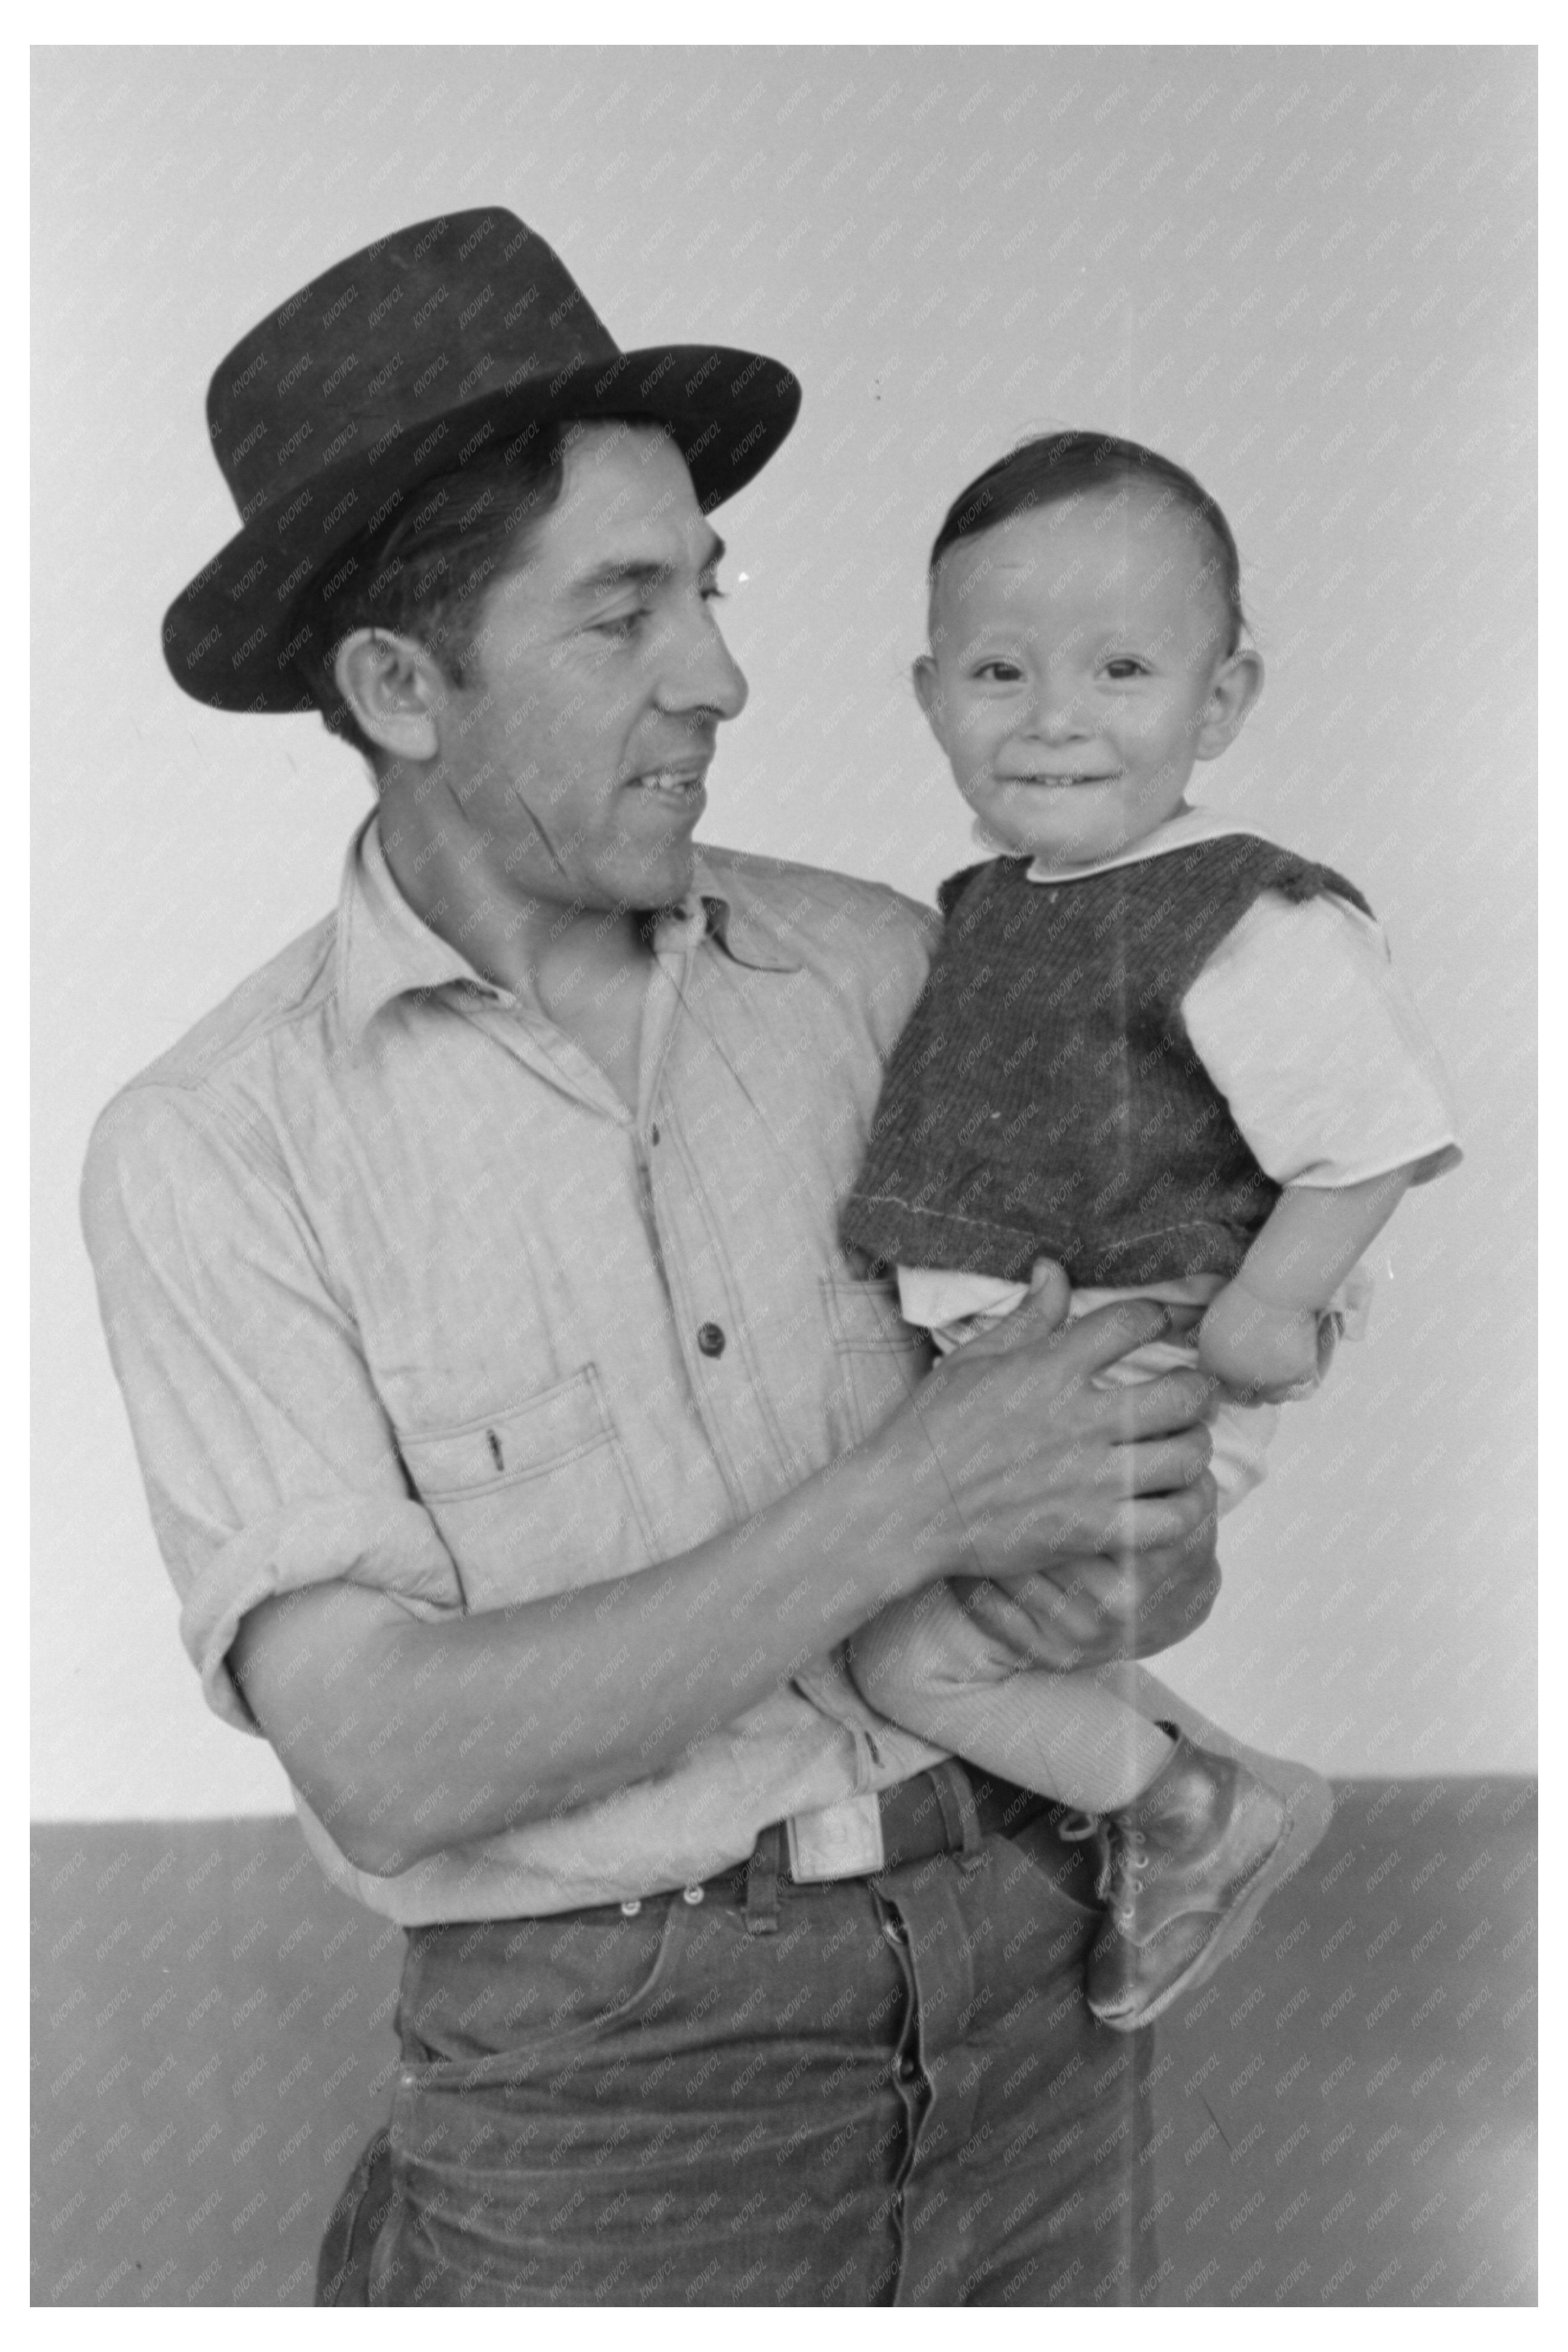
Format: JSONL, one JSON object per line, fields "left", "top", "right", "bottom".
{"left": 375, "top": 768, "right": 659, "bottom": 1113}
{"left": 376, "top": 768, "right": 655, "bottom": 1000}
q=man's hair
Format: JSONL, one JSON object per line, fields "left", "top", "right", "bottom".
{"left": 929, "top": 429, "right": 1248, "bottom": 657}
{"left": 286, "top": 423, "right": 572, "bottom": 759}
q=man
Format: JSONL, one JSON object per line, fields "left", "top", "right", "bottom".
{"left": 85, "top": 209, "right": 1244, "bottom": 2306}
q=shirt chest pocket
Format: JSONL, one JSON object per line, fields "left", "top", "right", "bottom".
{"left": 821, "top": 1273, "right": 933, "bottom": 1451}
{"left": 395, "top": 1367, "right": 659, "bottom": 1613}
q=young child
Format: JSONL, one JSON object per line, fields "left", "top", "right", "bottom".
{"left": 841, "top": 430, "right": 1460, "bottom": 2033}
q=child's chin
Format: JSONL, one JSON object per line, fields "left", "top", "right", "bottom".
{"left": 1021, "top": 828, "right": 1111, "bottom": 864}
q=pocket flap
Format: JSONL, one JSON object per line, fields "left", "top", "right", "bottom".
{"left": 398, "top": 1368, "right": 612, "bottom": 1499}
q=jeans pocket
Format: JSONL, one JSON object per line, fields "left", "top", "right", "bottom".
{"left": 396, "top": 1900, "right": 694, "bottom": 2094}
{"left": 381, "top": 1903, "right": 699, "bottom": 2297}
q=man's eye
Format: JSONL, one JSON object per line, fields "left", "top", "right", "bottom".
{"left": 700, "top": 583, "right": 727, "bottom": 605}
{"left": 594, "top": 608, "right": 649, "bottom": 641}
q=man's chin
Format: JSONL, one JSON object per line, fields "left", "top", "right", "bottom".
{"left": 626, "top": 839, "right": 699, "bottom": 902}
{"left": 591, "top": 843, "right": 697, "bottom": 921}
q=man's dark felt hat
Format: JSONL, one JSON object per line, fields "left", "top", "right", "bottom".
{"left": 163, "top": 207, "right": 802, "bottom": 713}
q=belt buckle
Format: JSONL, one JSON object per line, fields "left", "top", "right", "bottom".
{"left": 785, "top": 1791, "right": 887, "bottom": 1882}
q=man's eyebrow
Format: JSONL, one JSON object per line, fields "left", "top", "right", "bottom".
{"left": 569, "top": 532, "right": 727, "bottom": 599}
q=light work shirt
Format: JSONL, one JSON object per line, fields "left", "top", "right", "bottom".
{"left": 82, "top": 816, "right": 949, "bottom": 1921}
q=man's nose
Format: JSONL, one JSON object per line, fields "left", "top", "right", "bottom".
{"left": 658, "top": 597, "right": 748, "bottom": 723}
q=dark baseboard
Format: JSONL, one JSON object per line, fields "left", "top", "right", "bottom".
{"left": 1145, "top": 1776, "right": 1536, "bottom": 2307}
{"left": 32, "top": 1779, "right": 1535, "bottom": 2307}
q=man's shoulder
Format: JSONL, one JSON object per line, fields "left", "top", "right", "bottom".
{"left": 87, "top": 911, "right": 340, "bottom": 1158}
{"left": 697, "top": 843, "right": 941, "bottom": 960}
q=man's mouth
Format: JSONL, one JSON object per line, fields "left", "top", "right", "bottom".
{"left": 625, "top": 765, "right": 708, "bottom": 801}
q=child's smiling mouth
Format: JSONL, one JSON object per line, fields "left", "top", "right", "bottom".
{"left": 1000, "top": 771, "right": 1122, "bottom": 789}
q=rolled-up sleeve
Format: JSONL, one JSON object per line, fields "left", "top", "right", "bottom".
{"left": 81, "top": 1083, "right": 463, "bottom": 1731}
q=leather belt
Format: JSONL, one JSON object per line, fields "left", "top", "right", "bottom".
{"left": 710, "top": 1760, "right": 1058, "bottom": 1899}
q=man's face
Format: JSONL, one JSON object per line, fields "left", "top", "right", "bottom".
{"left": 436, "top": 423, "right": 748, "bottom": 914}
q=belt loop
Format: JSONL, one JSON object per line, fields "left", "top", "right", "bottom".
{"left": 745, "top": 1824, "right": 782, "bottom": 1935}
{"left": 932, "top": 1759, "right": 984, "bottom": 1870}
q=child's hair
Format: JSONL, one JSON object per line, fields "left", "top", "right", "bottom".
{"left": 929, "top": 430, "right": 1248, "bottom": 656}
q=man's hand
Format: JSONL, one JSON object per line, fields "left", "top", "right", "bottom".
{"left": 868, "top": 1272, "right": 1220, "bottom": 1584}
{"left": 952, "top": 1496, "right": 1223, "bottom": 1671}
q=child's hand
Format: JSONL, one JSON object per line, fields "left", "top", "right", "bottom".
{"left": 1196, "top": 1279, "right": 1324, "bottom": 1403}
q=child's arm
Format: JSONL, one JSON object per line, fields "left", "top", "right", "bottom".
{"left": 1197, "top": 1165, "right": 1417, "bottom": 1400}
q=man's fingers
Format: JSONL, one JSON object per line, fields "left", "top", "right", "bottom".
{"left": 1024, "top": 1257, "right": 1072, "bottom": 1322}
{"left": 1116, "top": 1428, "right": 1214, "bottom": 1495}
{"left": 1100, "top": 1479, "right": 1217, "bottom": 1553}
{"left": 1045, "top": 1294, "right": 1181, "bottom": 1377}
{"left": 959, "top": 1257, "right": 1071, "bottom": 1355}
{"left": 1092, "top": 1364, "right": 1218, "bottom": 1437}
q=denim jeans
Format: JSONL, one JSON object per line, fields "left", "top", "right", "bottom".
{"left": 318, "top": 1814, "right": 1154, "bottom": 2306}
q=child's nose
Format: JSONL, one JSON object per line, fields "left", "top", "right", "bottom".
{"left": 1027, "top": 687, "right": 1089, "bottom": 742}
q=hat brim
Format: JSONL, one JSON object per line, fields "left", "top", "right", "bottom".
{"left": 163, "top": 343, "right": 801, "bottom": 713}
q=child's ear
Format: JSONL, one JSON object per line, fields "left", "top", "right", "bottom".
{"left": 1194, "top": 648, "right": 1265, "bottom": 762}
{"left": 912, "top": 654, "right": 948, "bottom": 747}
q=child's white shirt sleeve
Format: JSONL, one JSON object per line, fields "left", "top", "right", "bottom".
{"left": 1179, "top": 890, "right": 1462, "bottom": 1190}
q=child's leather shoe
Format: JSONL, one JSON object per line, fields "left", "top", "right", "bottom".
{"left": 1070, "top": 1730, "right": 1290, "bottom": 2032}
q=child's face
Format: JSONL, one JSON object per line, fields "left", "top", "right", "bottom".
{"left": 914, "top": 485, "right": 1263, "bottom": 868}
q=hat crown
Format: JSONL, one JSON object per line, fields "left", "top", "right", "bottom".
{"left": 165, "top": 205, "right": 801, "bottom": 712}
{"left": 207, "top": 210, "right": 619, "bottom": 533}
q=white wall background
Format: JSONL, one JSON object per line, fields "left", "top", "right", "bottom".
{"left": 33, "top": 45, "right": 1535, "bottom": 1817}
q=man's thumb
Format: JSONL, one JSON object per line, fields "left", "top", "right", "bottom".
{"left": 1024, "top": 1257, "right": 1072, "bottom": 1328}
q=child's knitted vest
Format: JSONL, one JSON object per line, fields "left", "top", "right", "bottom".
{"left": 841, "top": 835, "right": 1374, "bottom": 1288}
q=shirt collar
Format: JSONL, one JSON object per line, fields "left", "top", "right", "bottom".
{"left": 691, "top": 852, "right": 803, "bottom": 974}
{"left": 970, "top": 804, "right": 1276, "bottom": 886}
{"left": 336, "top": 820, "right": 797, "bottom": 1043}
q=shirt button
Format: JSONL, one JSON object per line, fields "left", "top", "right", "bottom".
{"left": 682, "top": 1884, "right": 706, "bottom": 1906}
{"left": 898, "top": 2057, "right": 921, "bottom": 2087}
{"left": 881, "top": 1917, "right": 908, "bottom": 1949}
{"left": 697, "top": 1322, "right": 726, "bottom": 1358}
{"left": 619, "top": 1898, "right": 642, "bottom": 1917}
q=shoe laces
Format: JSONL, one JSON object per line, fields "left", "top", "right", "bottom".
{"left": 1058, "top": 1809, "right": 1101, "bottom": 1843}
{"left": 1105, "top": 1827, "right": 1150, "bottom": 1928}
{"left": 1058, "top": 1808, "right": 1148, "bottom": 1915}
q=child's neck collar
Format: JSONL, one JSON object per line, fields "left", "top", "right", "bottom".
{"left": 971, "top": 804, "right": 1272, "bottom": 886}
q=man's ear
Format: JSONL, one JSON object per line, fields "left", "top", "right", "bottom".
{"left": 912, "top": 654, "right": 948, "bottom": 750}
{"left": 1193, "top": 648, "right": 1265, "bottom": 762}
{"left": 334, "top": 629, "right": 447, "bottom": 763}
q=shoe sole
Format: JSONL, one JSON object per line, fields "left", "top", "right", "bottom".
{"left": 1091, "top": 1727, "right": 1337, "bottom": 2034}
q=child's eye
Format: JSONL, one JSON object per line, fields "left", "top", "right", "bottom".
{"left": 974, "top": 659, "right": 1024, "bottom": 682}
{"left": 1103, "top": 658, "right": 1149, "bottom": 679}
{"left": 700, "top": 583, "right": 727, "bottom": 605}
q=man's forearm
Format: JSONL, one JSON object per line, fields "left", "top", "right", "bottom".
{"left": 234, "top": 1294, "right": 1218, "bottom": 1875}
{"left": 234, "top": 1422, "right": 958, "bottom": 1875}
